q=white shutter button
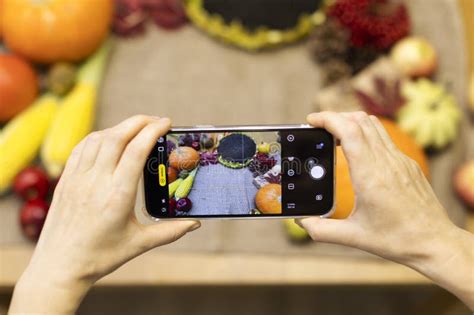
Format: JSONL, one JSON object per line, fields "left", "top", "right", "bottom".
{"left": 310, "top": 165, "right": 325, "bottom": 180}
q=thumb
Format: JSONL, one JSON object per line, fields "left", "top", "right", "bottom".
{"left": 141, "top": 220, "right": 201, "bottom": 249}
{"left": 296, "top": 217, "right": 358, "bottom": 246}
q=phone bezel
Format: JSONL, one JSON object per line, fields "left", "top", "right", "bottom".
{"left": 140, "top": 124, "right": 336, "bottom": 220}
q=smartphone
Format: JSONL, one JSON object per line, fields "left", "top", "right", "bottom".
{"left": 141, "top": 125, "right": 335, "bottom": 219}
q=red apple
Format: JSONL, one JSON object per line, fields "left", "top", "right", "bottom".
{"left": 13, "top": 167, "right": 50, "bottom": 201}
{"left": 390, "top": 36, "right": 438, "bottom": 78}
{"left": 19, "top": 199, "right": 49, "bottom": 241}
{"left": 453, "top": 160, "right": 474, "bottom": 210}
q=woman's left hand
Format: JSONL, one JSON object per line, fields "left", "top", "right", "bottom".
{"left": 9, "top": 116, "right": 200, "bottom": 315}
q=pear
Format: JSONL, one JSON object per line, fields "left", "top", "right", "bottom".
{"left": 283, "top": 220, "right": 310, "bottom": 243}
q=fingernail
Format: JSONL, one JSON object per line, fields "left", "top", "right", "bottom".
{"left": 152, "top": 116, "right": 161, "bottom": 120}
{"left": 160, "top": 117, "right": 171, "bottom": 125}
{"left": 188, "top": 222, "right": 201, "bottom": 232}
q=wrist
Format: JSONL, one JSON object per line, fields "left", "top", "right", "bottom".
{"left": 405, "top": 223, "right": 474, "bottom": 309}
{"left": 9, "top": 264, "right": 93, "bottom": 314}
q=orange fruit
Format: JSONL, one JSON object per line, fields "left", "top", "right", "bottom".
{"left": 256, "top": 184, "right": 282, "bottom": 214}
{"left": 169, "top": 147, "right": 200, "bottom": 171}
{"left": 2, "top": 0, "right": 112, "bottom": 63}
{"left": 332, "top": 118, "right": 429, "bottom": 219}
{"left": 0, "top": 54, "right": 38, "bottom": 122}
{"left": 0, "top": 0, "right": 3, "bottom": 38}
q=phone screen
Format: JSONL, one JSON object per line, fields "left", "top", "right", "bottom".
{"left": 143, "top": 127, "right": 334, "bottom": 218}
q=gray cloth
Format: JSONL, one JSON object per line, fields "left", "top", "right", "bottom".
{"left": 184, "top": 164, "right": 258, "bottom": 215}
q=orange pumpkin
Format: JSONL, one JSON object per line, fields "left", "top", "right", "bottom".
{"left": 169, "top": 147, "right": 200, "bottom": 171}
{"left": 333, "top": 118, "right": 429, "bottom": 219}
{"left": 255, "top": 184, "right": 282, "bottom": 214}
{"left": 2, "top": 0, "right": 113, "bottom": 63}
{"left": 0, "top": 0, "right": 3, "bottom": 38}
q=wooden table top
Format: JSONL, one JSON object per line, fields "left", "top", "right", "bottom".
{"left": 0, "top": 0, "right": 472, "bottom": 290}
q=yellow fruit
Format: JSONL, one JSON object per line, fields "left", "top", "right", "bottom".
{"left": 175, "top": 168, "right": 198, "bottom": 199}
{"left": 397, "top": 79, "right": 461, "bottom": 149}
{"left": 257, "top": 142, "right": 270, "bottom": 154}
{"left": 168, "top": 178, "right": 183, "bottom": 198}
{"left": 41, "top": 40, "right": 111, "bottom": 177}
{"left": 0, "top": 95, "right": 58, "bottom": 193}
{"left": 283, "top": 219, "right": 310, "bottom": 242}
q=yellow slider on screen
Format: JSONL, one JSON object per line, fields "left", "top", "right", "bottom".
{"left": 158, "top": 164, "right": 167, "bottom": 187}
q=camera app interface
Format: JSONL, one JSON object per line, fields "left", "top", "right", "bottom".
{"left": 144, "top": 128, "right": 334, "bottom": 218}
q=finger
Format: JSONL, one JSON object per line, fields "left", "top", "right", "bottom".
{"left": 94, "top": 115, "right": 160, "bottom": 171}
{"left": 296, "top": 217, "right": 359, "bottom": 246}
{"left": 139, "top": 220, "right": 201, "bottom": 250}
{"left": 345, "top": 112, "right": 386, "bottom": 153}
{"left": 76, "top": 131, "right": 103, "bottom": 173}
{"left": 113, "top": 118, "right": 171, "bottom": 191}
{"left": 369, "top": 115, "right": 398, "bottom": 152}
{"left": 306, "top": 111, "right": 370, "bottom": 163}
{"left": 61, "top": 135, "right": 90, "bottom": 176}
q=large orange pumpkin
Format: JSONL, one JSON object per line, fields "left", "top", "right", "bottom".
{"left": 332, "top": 118, "right": 429, "bottom": 219}
{"left": 2, "top": 0, "right": 113, "bottom": 63}
{"left": 0, "top": 0, "right": 3, "bottom": 38}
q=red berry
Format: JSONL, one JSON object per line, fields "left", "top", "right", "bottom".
{"left": 13, "top": 167, "right": 50, "bottom": 201}
{"left": 147, "top": 0, "right": 187, "bottom": 30}
{"left": 19, "top": 199, "right": 49, "bottom": 241}
{"left": 169, "top": 198, "right": 177, "bottom": 216}
{"left": 328, "top": 0, "right": 410, "bottom": 50}
{"left": 176, "top": 197, "right": 192, "bottom": 212}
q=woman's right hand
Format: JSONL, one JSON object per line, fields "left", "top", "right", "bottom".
{"left": 298, "top": 111, "right": 473, "bottom": 310}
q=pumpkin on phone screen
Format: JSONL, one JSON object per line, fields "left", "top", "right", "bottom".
{"left": 169, "top": 147, "right": 200, "bottom": 171}
{"left": 255, "top": 184, "right": 282, "bottom": 214}
{"left": 333, "top": 118, "right": 429, "bottom": 219}
{"left": 2, "top": 0, "right": 113, "bottom": 63}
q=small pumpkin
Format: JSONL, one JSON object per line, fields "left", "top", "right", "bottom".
{"left": 2, "top": 0, "right": 113, "bottom": 63}
{"left": 255, "top": 184, "right": 282, "bottom": 214}
{"left": 169, "top": 147, "right": 200, "bottom": 171}
{"left": 397, "top": 79, "right": 461, "bottom": 149}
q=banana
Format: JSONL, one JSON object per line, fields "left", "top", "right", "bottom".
{"left": 0, "top": 95, "right": 58, "bottom": 193}
{"left": 168, "top": 178, "right": 183, "bottom": 198}
{"left": 175, "top": 168, "right": 198, "bottom": 199}
{"left": 41, "top": 40, "right": 112, "bottom": 177}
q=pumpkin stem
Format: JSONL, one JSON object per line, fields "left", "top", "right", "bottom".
{"left": 77, "top": 38, "right": 113, "bottom": 86}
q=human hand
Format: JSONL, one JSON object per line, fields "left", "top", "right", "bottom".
{"left": 297, "top": 111, "right": 473, "bottom": 309}
{"left": 10, "top": 116, "right": 200, "bottom": 314}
